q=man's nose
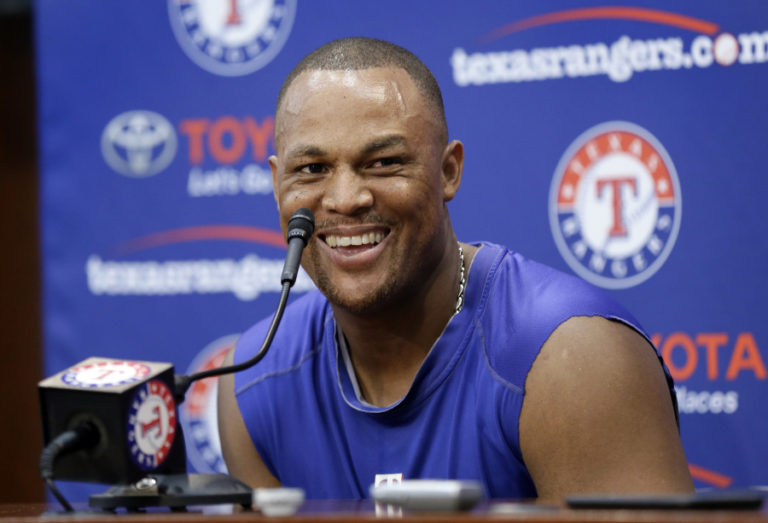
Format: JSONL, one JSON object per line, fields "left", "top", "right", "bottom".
{"left": 321, "top": 167, "right": 374, "bottom": 215}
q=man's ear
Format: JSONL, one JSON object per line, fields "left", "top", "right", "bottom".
{"left": 269, "top": 154, "right": 280, "bottom": 210}
{"left": 441, "top": 140, "right": 464, "bottom": 202}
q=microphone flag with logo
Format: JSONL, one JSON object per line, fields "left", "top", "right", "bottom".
{"left": 38, "top": 357, "right": 186, "bottom": 485}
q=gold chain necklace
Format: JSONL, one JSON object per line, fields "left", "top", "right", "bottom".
{"left": 455, "top": 242, "right": 465, "bottom": 314}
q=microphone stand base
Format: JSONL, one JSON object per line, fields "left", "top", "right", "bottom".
{"left": 89, "top": 473, "right": 252, "bottom": 511}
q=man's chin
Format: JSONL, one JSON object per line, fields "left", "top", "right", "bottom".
{"left": 316, "top": 274, "right": 396, "bottom": 316}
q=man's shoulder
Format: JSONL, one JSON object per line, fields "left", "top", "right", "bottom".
{"left": 484, "top": 244, "right": 629, "bottom": 324}
{"left": 474, "top": 242, "right": 643, "bottom": 385}
{"left": 233, "top": 289, "right": 331, "bottom": 389}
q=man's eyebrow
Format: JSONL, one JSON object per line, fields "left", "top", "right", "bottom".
{"left": 284, "top": 136, "right": 406, "bottom": 159}
{"left": 285, "top": 144, "right": 327, "bottom": 159}
{"left": 362, "top": 135, "right": 407, "bottom": 155}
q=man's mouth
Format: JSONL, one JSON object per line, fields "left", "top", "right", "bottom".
{"left": 323, "top": 231, "right": 387, "bottom": 248}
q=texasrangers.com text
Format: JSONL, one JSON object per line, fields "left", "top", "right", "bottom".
{"left": 451, "top": 31, "right": 768, "bottom": 85}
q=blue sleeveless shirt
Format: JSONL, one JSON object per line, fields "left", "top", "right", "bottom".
{"left": 233, "top": 242, "right": 665, "bottom": 499}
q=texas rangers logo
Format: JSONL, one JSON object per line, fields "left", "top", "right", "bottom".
{"left": 168, "top": 0, "right": 296, "bottom": 76}
{"left": 179, "top": 335, "right": 238, "bottom": 474}
{"left": 62, "top": 360, "right": 150, "bottom": 388}
{"left": 549, "top": 122, "right": 682, "bottom": 289}
{"left": 127, "top": 380, "right": 177, "bottom": 470}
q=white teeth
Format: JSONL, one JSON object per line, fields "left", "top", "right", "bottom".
{"left": 325, "top": 232, "right": 385, "bottom": 248}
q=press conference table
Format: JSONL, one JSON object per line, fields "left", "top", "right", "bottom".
{"left": 2, "top": 500, "right": 768, "bottom": 523}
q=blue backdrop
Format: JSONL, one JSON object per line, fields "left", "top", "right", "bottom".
{"left": 36, "top": 0, "right": 768, "bottom": 500}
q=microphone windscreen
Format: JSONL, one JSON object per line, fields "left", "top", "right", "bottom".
{"left": 286, "top": 208, "right": 315, "bottom": 243}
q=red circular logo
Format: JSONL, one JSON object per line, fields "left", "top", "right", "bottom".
{"left": 550, "top": 122, "right": 682, "bottom": 288}
{"left": 62, "top": 360, "right": 150, "bottom": 388}
{"left": 127, "top": 380, "right": 177, "bottom": 470}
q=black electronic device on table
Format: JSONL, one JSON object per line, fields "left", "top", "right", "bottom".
{"left": 566, "top": 490, "right": 766, "bottom": 510}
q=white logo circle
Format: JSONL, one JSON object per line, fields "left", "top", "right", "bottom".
{"left": 101, "top": 110, "right": 177, "bottom": 177}
{"left": 127, "top": 380, "right": 177, "bottom": 470}
{"left": 168, "top": 0, "right": 296, "bottom": 76}
{"left": 62, "top": 360, "right": 150, "bottom": 388}
{"left": 549, "top": 122, "right": 682, "bottom": 289}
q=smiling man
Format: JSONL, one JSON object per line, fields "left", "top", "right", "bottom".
{"left": 217, "top": 37, "right": 694, "bottom": 502}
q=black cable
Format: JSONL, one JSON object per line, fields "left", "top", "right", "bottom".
{"left": 174, "top": 281, "right": 292, "bottom": 402}
{"left": 40, "top": 422, "right": 100, "bottom": 512}
{"left": 45, "top": 477, "right": 73, "bottom": 513}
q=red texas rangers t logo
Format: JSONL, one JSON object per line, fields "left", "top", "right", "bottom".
{"left": 127, "top": 380, "right": 177, "bottom": 471}
{"left": 549, "top": 122, "right": 682, "bottom": 289}
{"left": 168, "top": 0, "right": 296, "bottom": 77}
{"left": 61, "top": 360, "right": 150, "bottom": 388}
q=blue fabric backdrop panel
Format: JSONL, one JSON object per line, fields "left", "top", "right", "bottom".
{"left": 36, "top": 0, "right": 768, "bottom": 501}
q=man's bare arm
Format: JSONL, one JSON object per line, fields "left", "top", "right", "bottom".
{"left": 520, "top": 316, "right": 694, "bottom": 502}
{"left": 217, "top": 346, "right": 281, "bottom": 488}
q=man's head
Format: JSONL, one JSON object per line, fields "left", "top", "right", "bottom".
{"left": 275, "top": 37, "right": 448, "bottom": 146}
{"left": 270, "top": 38, "right": 463, "bottom": 315}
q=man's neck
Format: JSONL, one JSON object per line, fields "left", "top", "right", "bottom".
{"left": 333, "top": 242, "right": 478, "bottom": 407}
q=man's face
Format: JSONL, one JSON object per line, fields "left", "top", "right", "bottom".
{"left": 270, "top": 67, "right": 461, "bottom": 313}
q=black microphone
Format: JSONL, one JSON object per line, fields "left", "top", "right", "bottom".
{"left": 281, "top": 208, "right": 315, "bottom": 285}
{"left": 174, "top": 207, "right": 315, "bottom": 399}
{"left": 38, "top": 209, "right": 316, "bottom": 512}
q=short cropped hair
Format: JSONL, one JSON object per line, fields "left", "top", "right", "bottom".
{"left": 276, "top": 37, "right": 448, "bottom": 142}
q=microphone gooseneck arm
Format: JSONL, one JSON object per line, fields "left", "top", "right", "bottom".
{"left": 174, "top": 208, "right": 315, "bottom": 401}
{"left": 174, "top": 280, "right": 292, "bottom": 399}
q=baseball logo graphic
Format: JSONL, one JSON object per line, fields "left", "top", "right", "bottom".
{"left": 127, "top": 380, "right": 177, "bottom": 470}
{"left": 180, "top": 335, "right": 238, "bottom": 473}
{"left": 549, "top": 122, "right": 682, "bottom": 289}
{"left": 62, "top": 360, "right": 151, "bottom": 388}
{"left": 168, "top": 0, "right": 296, "bottom": 76}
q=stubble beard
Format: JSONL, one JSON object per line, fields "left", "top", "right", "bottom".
{"left": 308, "top": 247, "right": 402, "bottom": 315}
{"left": 303, "top": 214, "right": 449, "bottom": 315}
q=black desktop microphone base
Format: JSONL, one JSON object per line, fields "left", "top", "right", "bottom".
{"left": 89, "top": 473, "right": 252, "bottom": 511}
